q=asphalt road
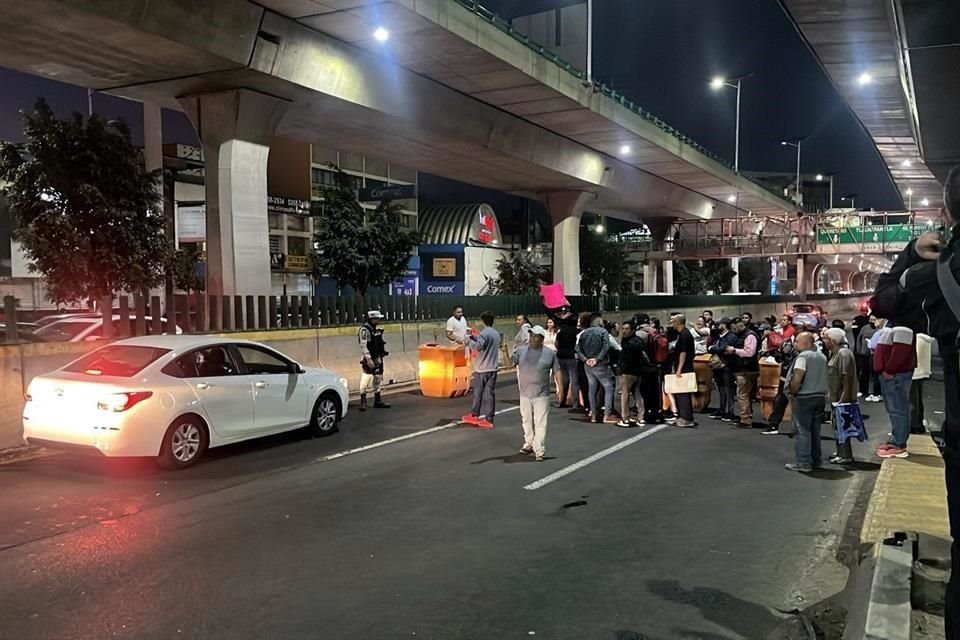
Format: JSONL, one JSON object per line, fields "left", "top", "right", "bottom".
{"left": 0, "top": 380, "right": 891, "bottom": 640}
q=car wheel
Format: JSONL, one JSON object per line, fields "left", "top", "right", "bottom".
{"left": 158, "top": 415, "right": 209, "bottom": 470}
{"left": 309, "top": 393, "right": 341, "bottom": 437}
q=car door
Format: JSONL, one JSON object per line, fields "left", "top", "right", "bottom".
{"left": 165, "top": 345, "right": 254, "bottom": 440}
{"left": 232, "top": 344, "right": 309, "bottom": 432}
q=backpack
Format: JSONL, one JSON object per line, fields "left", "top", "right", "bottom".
{"left": 649, "top": 329, "right": 670, "bottom": 364}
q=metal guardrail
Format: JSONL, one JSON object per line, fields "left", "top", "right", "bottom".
{"left": 452, "top": 0, "right": 790, "bottom": 204}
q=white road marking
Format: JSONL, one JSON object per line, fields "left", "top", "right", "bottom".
{"left": 523, "top": 424, "right": 671, "bottom": 490}
{"left": 316, "top": 405, "right": 521, "bottom": 462}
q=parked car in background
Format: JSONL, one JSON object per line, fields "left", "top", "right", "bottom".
{"left": 791, "top": 304, "right": 828, "bottom": 329}
{"left": 23, "top": 336, "right": 349, "bottom": 468}
{"left": 0, "top": 323, "right": 47, "bottom": 343}
{"left": 34, "top": 313, "right": 101, "bottom": 327}
{"left": 34, "top": 316, "right": 181, "bottom": 343}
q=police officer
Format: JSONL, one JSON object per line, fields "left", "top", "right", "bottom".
{"left": 359, "top": 310, "right": 391, "bottom": 411}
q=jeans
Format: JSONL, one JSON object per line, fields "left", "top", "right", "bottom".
{"left": 939, "top": 343, "right": 960, "bottom": 639}
{"left": 911, "top": 378, "right": 927, "bottom": 432}
{"left": 793, "top": 394, "right": 826, "bottom": 466}
{"left": 768, "top": 380, "right": 791, "bottom": 432}
{"left": 712, "top": 368, "right": 734, "bottom": 415}
{"left": 639, "top": 370, "right": 662, "bottom": 423}
{"left": 855, "top": 353, "right": 872, "bottom": 396}
{"left": 519, "top": 396, "right": 550, "bottom": 456}
{"left": 620, "top": 374, "right": 643, "bottom": 421}
{"left": 585, "top": 364, "right": 616, "bottom": 417}
{"left": 557, "top": 357, "right": 580, "bottom": 406}
{"left": 675, "top": 391, "right": 694, "bottom": 421}
{"left": 735, "top": 371, "right": 759, "bottom": 425}
{"left": 880, "top": 372, "right": 913, "bottom": 448}
{"left": 471, "top": 371, "right": 498, "bottom": 421}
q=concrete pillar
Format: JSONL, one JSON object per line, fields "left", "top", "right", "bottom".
{"left": 663, "top": 260, "right": 674, "bottom": 295}
{"left": 643, "top": 260, "right": 659, "bottom": 293}
{"left": 541, "top": 191, "right": 593, "bottom": 296}
{"left": 796, "top": 256, "right": 806, "bottom": 300}
{"left": 142, "top": 101, "right": 169, "bottom": 304}
{"left": 179, "top": 90, "right": 290, "bottom": 296}
{"left": 729, "top": 257, "right": 740, "bottom": 294}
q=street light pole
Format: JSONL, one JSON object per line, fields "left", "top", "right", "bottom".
{"left": 586, "top": 0, "right": 593, "bottom": 85}
{"left": 781, "top": 138, "right": 806, "bottom": 207}
{"left": 734, "top": 78, "right": 741, "bottom": 173}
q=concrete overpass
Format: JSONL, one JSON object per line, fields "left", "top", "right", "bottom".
{"left": 780, "top": 0, "right": 958, "bottom": 207}
{"left": 0, "top": 0, "right": 796, "bottom": 295}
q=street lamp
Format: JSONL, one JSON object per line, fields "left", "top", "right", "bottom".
{"left": 781, "top": 137, "right": 806, "bottom": 206}
{"left": 906, "top": 188, "right": 913, "bottom": 210}
{"left": 709, "top": 74, "right": 751, "bottom": 173}
{"left": 842, "top": 194, "right": 858, "bottom": 209}
{"left": 373, "top": 27, "right": 389, "bottom": 42}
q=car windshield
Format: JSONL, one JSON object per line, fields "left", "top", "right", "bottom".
{"left": 63, "top": 346, "right": 171, "bottom": 377}
{"left": 35, "top": 320, "right": 95, "bottom": 341}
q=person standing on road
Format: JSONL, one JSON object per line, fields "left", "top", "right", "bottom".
{"left": 824, "top": 327, "right": 859, "bottom": 465}
{"left": 671, "top": 314, "right": 697, "bottom": 428}
{"left": 358, "top": 310, "right": 391, "bottom": 411}
{"left": 912, "top": 332, "right": 935, "bottom": 434}
{"left": 446, "top": 306, "right": 468, "bottom": 346}
{"left": 464, "top": 311, "right": 500, "bottom": 429}
{"left": 873, "top": 323, "right": 917, "bottom": 459}
{"left": 726, "top": 317, "right": 760, "bottom": 429}
{"left": 785, "top": 332, "right": 829, "bottom": 473}
{"left": 575, "top": 313, "right": 618, "bottom": 424}
{"left": 709, "top": 317, "right": 738, "bottom": 422}
{"left": 554, "top": 310, "right": 581, "bottom": 410}
{"left": 762, "top": 329, "right": 799, "bottom": 436}
{"left": 512, "top": 326, "right": 555, "bottom": 462}
{"left": 543, "top": 317, "right": 563, "bottom": 405}
{"left": 512, "top": 314, "right": 532, "bottom": 353}
{"left": 634, "top": 314, "right": 665, "bottom": 426}
{"left": 854, "top": 315, "right": 877, "bottom": 399}
{"left": 617, "top": 320, "right": 648, "bottom": 427}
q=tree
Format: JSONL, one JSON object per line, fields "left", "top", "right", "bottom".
{"left": 311, "top": 168, "right": 421, "bottom": 294}
{"left": 674, "top": 259, "right": 737, "bottom": 294}
{"left": 580, "top": 230, "right": 633, "bottom": 295}
{"left": 171, "top": 247, "right": 205, "bottom": 294}
{"left": 0, "top": 99, "right": 171, "bottom": 305}
{"left": 736, "top": 258, "right": 770, "bottom": 293}
{"left": 492, "top": 250, "right": 546, "bottom": 295}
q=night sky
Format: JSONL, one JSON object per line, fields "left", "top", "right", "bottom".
{"left": 0, "top": 0, "right": 902, "bottom": 213}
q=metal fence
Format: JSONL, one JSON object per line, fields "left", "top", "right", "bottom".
{"left": 1, "top": 291, "right": 861, "bottom": 344}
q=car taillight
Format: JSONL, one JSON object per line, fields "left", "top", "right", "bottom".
{"left": 97, "top": 391, "right": 153, "bottom": 412}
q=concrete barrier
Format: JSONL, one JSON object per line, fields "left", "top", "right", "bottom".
{"left": 0, "top": 295, "right": 866, "bottom": 451}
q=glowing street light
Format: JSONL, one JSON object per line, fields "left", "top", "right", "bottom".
{"left": 857, "top": 72, "right": 873, "bottom": 86}
{"left": 726, "top": 194, "right": 737, "bottom": 203}
{"left": 619, "top": 144, "right": 631, "bottom": 155}
{"left": 902, "top": 159, "right": 912, "bottom": 167}
{"left": 373, "top": 27, "right": 389, "bottom": 42}
{"left": 815, "top": 174, "right": 824, "bottom": 181}
{"left": 922, "top": 198, "right": 930, "bottom": 207}
{"left": 709, "top": 73, "right": 751, "bottom": 172}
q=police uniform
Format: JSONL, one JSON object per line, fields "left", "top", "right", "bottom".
{"left": 359, "top": 310, "right": 390, "bottom": 410}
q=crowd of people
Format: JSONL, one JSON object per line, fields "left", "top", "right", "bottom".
{"left": 434, "top": 303, "right": 933, "bottom": 471}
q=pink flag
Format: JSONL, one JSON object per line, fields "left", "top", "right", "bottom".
{"left": 540, "top": 283, "right": 569, "bottom": 309}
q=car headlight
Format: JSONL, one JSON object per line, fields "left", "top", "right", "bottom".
{"left": 338, "top": 378, "right": 349, "bottom": 390}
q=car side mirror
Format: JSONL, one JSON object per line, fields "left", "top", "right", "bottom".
{"left": 289, "top": 363, "right": 304, "bottom": 375}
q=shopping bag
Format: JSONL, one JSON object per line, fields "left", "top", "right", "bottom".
{"left": 833, "top": 402, "right": 868, "bottom": 444}
{"left": 664, "top": 373, "right": 697, "bottom": 395}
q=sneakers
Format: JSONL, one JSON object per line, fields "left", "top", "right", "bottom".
{"left": 785, "top": 463, "right": 813, "bottom": 473}
{"left": 462, "top": 414, "right": 479, "bottom": 425}
{"left": 709, "top": 410, "right": 724, "bottom": 419}
{"left": 535, "top": 453, "right": 545, "bottom": 462}
{"left": 567, "top": 405, "right": 585, "bottom": 414}
{"left": 761, "top": 427, "right": 780, "bottom": 435}
{"left": 721, "top": 414, "right": 734, "bottom": 423}
{"left": 675, "top": 419, "right": 697, "bottom": 428}
{"left": 865, "top": 395, "right": 883, "bottom": 403}
{"left": 616, "top": 419, "right": 633, "bottom": 428}
{"left": 519, "top": 445, "right": 533, "bottom": 455}
{"left": 603, "top": 415, "right": 620, "bottom": 425}
{"left": 877, "top": 444, "right": 909, "bottom": 458}
{"left": 474, "top": 419, "right": 494, "bottom": 429}
{"left": 829, "top": 455, "right": 854, "bottom": 465}
{"left": 734, "top": 422, "right": 753, "bottom": 429}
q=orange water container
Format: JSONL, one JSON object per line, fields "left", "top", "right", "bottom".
{"left": 418, "top": 344, "right": 472, "bottom": 398}
{"left": 693, "top": 354, "right": 713, "bottom": 412}
{"left": 759, "top": 360, "right": 791, "bottom": 421}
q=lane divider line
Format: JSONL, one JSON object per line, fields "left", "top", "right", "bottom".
{"left": 316, "top": 405, "right": 521, "bottom": 462}
{"left": 523, "top": 424, "right": 671, "bottom": 491}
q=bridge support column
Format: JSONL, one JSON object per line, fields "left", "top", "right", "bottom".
{"left": 180, "top": 90, "right": 290, "bottom": 296}
{"left": 729, "top": 257, "right": 740, "bottom": 294}
{"left": 541, "top": 191, "right": 594, "bottom": 297}
{"left": 663, "top": 260, "right": 675, "bottom": 294}
{"left": 643, "top": 261, "right": 659, "bottom": 294}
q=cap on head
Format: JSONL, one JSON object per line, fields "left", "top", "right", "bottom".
{"left": 529, "top": 325, "right": 547, "bottom": 337}
{"left": 367, "top": 310, "right": 384, "bottom": 320}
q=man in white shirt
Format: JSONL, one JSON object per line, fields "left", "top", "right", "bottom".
{"left": 446, "top": 306, "right": 468, "bottom": 345}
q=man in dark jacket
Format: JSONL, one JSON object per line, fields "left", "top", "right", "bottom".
{"left": 708, "top": 317, "right": 739, "bottom": 422}
{"left": 617, "top": 320, "right": 649, "bottom": 427}
{"left": 871, "top": 164, "right": 960, "bottom": 638}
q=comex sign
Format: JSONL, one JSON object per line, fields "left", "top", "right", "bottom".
{"left": 425, "top": 284, "right": 457, "bottom": 294}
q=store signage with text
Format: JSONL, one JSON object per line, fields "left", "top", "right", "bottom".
{"left": 358, "top": 184, "right": 417, "bottom": 202}
{"left": 268, "top": 196, "right": 311, "bottom": 216}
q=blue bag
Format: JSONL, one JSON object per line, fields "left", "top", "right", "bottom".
{"left": 833, "top": 402, "right": 868, "bottom": 444}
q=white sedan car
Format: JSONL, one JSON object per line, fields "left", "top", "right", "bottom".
{"left": 23, "top": 336, "right": 349, "bottom": 469}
